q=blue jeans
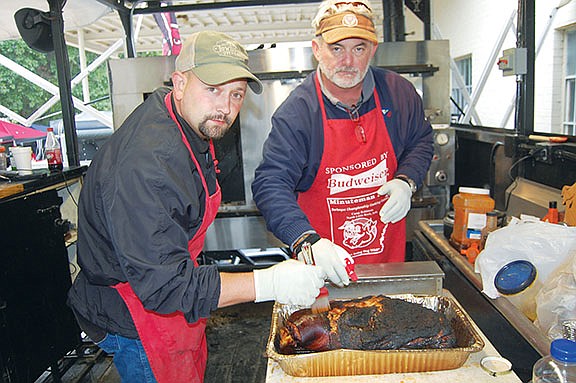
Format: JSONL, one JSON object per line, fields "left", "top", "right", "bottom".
{"left": 97, "top": 333, "right": 157, "bottom": 383}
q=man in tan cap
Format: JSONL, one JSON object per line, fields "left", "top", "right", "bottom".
{"left": 68, "top": 30, "right": 325, "bottom": 383}
{"left": 253, "top": 1, "right": 434, "bottom": 276}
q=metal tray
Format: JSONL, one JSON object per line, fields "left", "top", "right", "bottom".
{"left": 266, "top": 294, "right": 485, "bottom": 377}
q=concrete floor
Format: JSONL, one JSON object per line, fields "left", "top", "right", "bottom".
{"left": 44, "top": 301, "right": 274, "bottom": 383}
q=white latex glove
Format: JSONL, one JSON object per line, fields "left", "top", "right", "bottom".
{"left": 253, "top": 259, "right": 325, "bottom": 306}
{"left": 334, "top": 245, "right": 358, "bottom": 281}
{"left": 298, "top": 238, "right": 351, "bottom": 287}
{"left": 377, "top": 179, "right": 412, "bottom": 223}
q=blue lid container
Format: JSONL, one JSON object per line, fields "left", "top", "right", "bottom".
{"left": 494, "top": 260, "right": 537, "bottom": 295}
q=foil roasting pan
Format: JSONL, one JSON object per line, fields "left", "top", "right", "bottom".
{"left": 266, "top": 294, "right": 485, "bottom": 377}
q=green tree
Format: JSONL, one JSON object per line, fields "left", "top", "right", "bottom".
{"left": 0, "top": 39, "right": 111, "bottom": 126}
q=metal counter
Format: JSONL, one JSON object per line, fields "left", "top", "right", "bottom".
{"left": 412, "top": 220, "right": 548, "bottom": 381}
{"left": 417, "top": 220, "right": 550, "bottom": 355}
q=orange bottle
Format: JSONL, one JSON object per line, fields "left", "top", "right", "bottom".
{"left": 541, "top": 201, "right": 559, "bottom": 224}
{"left": 450, "top": 187, "right": 495, "bottom": 251}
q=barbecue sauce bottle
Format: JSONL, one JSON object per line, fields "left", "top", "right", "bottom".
{"left": 450, "top": 187, "right": 495, "bottom": 251}
{"left": 45, "top": 127, "right": 63, "bottom": 171}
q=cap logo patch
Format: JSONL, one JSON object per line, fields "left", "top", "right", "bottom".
{"left": 213, "top": 39, "right": 248, "bottom": 61}
{"left": 342, "top": 13, "right": 359, "bottom": 27}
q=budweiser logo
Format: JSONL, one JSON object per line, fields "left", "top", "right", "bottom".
{"left": 327, "top": 160, "right": 389, "bottom": 195}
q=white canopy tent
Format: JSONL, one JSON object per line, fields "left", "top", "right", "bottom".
{"left": 0, "top": 1, "right": 112, "bottom": 42}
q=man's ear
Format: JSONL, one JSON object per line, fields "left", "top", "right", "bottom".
{"left": 171, "top": 71, "right": 187, "bottom": 99}
{"left": 311, "top": 38, "right": 321, "bottom": 61}
{"left": 370, "top": 42, "right": 379, "bottom": 59}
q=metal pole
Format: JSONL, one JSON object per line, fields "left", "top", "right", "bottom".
{"left": 382, "top": 0, "right": 405, "bottom": 42}
{"left": 462, "top": 10, "right": 517, "bottom": 125}
{"left": 47, "top": 0, "right": 79, "bottom": 167}
{"left": 118, "top": 9, "right": 136, "bottom": 58}
{"left": 422, "top": 0, "right": 431, "bottom": 40}
{"left": 517, "top": 0, "right": 535, "bottom": 136}
{"left": 382, "top": 0, "right": 393, "bottom": 42}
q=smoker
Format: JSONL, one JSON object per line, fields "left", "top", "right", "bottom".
{"left": 108, "top": 40, "right": 454, "bottom": 267}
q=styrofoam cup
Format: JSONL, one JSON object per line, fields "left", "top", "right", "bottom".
{"left": 9, "top": 146, "right": 33, "bottom": 175}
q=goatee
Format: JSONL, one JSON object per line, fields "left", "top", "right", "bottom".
{"left": 199, "top": 114, "right": 231, "bottom": 140}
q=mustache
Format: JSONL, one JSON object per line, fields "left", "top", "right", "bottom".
{"left": 205, "top": 113, "right": 231, "bottom": 125}
{"left": 335, "top": 67, "right": 359, "bottom": 74}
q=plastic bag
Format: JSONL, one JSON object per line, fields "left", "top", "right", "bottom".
{"left": 475, "top": 220, "right": 576, "bottom": 300}
{"left": 533, "top": 252, "right": 576, "bottom": 340}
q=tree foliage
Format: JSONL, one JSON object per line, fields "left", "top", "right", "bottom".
{"left": 0, "top": 39, "right": 111, "bottom": 126}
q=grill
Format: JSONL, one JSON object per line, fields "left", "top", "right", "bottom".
{"left": 199, "top": 247, "right": 290, "bottom": 271}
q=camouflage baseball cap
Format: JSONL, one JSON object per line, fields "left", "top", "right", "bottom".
{"left": 175, "top": 31, "right": 263, "bottom": 94}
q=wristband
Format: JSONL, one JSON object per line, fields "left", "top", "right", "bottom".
{"left": 394, "top": 174, "right": 417, "bottom": 194}
{"left": 291, "top": 233, "right": 321, "bottom": 259}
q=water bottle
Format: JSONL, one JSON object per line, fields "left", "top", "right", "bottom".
{"left": 532, "top": 339, "right": 576, "bottom": 382}
{"left": 44, "top": 127, "right": 63, "bottom": 171}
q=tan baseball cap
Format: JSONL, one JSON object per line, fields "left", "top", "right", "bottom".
{"left": 313, "top": 1, "right": 377, "bottom": 44}
{"left": 175, "top": 31, "right": 263, "bottom": 94}
{"left": 316, "top": 12, "right": 377, "bottom": 44}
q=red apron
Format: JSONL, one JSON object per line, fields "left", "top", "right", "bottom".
{"left": 113, "top": 92, "right": 222, "bottom": 383}
{"left": 298, "top": 76, "right": 406, "bottom": 264}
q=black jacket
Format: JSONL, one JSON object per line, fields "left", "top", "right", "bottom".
{"left": 68, "top": 88, "right": 220, "bottom": 338}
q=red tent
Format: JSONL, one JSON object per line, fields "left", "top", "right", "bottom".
{"left": 0, "top": 120, "right": 46, "bottom": 143}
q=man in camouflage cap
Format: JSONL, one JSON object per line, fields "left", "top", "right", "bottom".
{"left": 68, "top": 30, "right": 325, "bottom": 383}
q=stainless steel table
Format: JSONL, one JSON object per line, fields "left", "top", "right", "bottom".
{"left": 412, "top": 220, "right": 548, "bottom": 382}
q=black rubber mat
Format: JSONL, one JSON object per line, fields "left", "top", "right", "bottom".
{"left": 52, "top": 301, "right": 274, "bottom": 383}
{"left": 205, "top": 301, "right": 273, "bottom": 383}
